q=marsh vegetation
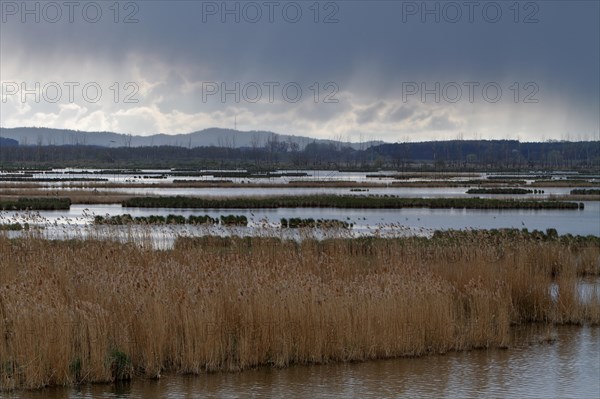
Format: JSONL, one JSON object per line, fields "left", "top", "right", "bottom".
{"left": 122, "top": 195, "right": 582, "bottom": 210}
{"left": 0, "top": 230, "right": 598, "bottom": 390}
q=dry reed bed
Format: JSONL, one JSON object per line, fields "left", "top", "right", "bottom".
{"left": 3, "top": 189, "right": 598, "bottom": 206}
{"left": 122, "top": 195, "right": 582, "bottom": 209}
{"left": 548, "top": 194, "right": 600, "bottom": 202}
{"left": 0, "top": 231, "right": 599, "bottom": 390}
{"left": 0, "top": 190, "right": 133, "bottom": 205}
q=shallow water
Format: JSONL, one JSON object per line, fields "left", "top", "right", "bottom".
{"left": 2, "top": 202, "right": 599, "bottom": 238}
{"left": 5, "top": 326, "right": 599, "bottom": 399}
{"left": 4, "top": 169, "right": 404, "bottom": 185}
{"left": 7, "top": 168, "right": 597, "bottom": 186}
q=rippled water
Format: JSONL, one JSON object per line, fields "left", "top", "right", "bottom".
{"left": 5, "top": 326, "right": 599, "bottom": 399}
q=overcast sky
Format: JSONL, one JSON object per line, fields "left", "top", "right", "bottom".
{"left": 1, "top": 0, "right": 598, "bottom": 142}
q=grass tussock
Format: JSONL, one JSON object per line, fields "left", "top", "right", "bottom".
{"left": 280, "top": 218, "right": 353, "bottom": 229}
{"left": 0, "top": 231, "right": 598, "bottom": 390}
{"left": 0, "top": 223, "right": 27, "bottom": 232}
{"left": 93, "top": 214, "right": 248, "bottom": 226}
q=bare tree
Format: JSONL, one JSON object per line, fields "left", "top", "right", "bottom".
{"left": 123, "top": 134, "right": 133, "bottom": 148}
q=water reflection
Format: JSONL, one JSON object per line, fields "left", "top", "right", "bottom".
{"left": 2, "top": 202, "right": 599, "bottom": 241}
{"left": 8, "top": 326, "right": 599, "bottom": 399}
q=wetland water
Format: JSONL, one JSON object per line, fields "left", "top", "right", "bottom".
{"left": 2, "top": 202, "right": 599, "bottom": 239}
{"left": 5, "top": 168, "right": 597, "bottom": 186}
{"left": 42, "top": 185, "right": 575, "bottom": 199}
{"left": 2, "top": 176, "right": 599, "bottom": 398}
{"left": 3, "top": 169, "right": 472, "bottom": 184}
{"left": 5, "top": 326, "right": 599, "bottom": 399}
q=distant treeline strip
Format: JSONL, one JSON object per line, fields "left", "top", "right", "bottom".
{"left": 0, "top": 178, "right": 108, "bottom": 182}
{"left": 570, "top": 189, "right": 600, "bottom": 195}
{"left": 1, "top": 139, "right": 599, "bottom": 170}
{"left": 122, "top": 196, "right": 582, "bottom": 210}
{"left": 466, "top": 188, "right": 544, "bottom": 195}
{"left": 0, "top": 197, "right": 71, "bottom": 210}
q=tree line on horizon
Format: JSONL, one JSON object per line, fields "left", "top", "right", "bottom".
{"left": 0, "top": 139, "right": 598, "bottom": 171}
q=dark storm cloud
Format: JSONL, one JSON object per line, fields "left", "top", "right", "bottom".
{"left": 1, "top": 0, "right": 598, "bottom": 139}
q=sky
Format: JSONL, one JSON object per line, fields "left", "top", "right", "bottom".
{"left": 1, "top": 0, "right": 599, "bottom": 142}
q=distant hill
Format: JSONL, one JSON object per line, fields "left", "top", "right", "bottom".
{"left": 0, "top": 137, "right": 18, "bottom": 147}
{"left": 0, "top": 127, "right": 383, "bottom": 150}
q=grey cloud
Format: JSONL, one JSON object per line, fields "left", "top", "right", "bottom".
{"left": 1, "top": 1, "right": 598, "bottom": 140}
{"left": 355, "top": 101, "right": 386, "bottom": 124}
{"left": 387, "top": 105, "right": 417, "bottom": 123}
{"left": 427, "top": 114, "right": 460, "bottom": 131}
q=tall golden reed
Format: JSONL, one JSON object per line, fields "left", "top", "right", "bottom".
{"left": 0, "top": 231, "right": 598, "bottom": 390}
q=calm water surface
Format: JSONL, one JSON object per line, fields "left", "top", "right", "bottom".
{"left": 5, "top": 326, "right": 599, "bottom": 399}
{"left": 2, "top": 202, "right": 599, "bottom": 239}
{"left": 6, "top": 169, "right": 406, "bottom": 184}
{"left": 8, "top": 168, "right": 597, "bottom": 185}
